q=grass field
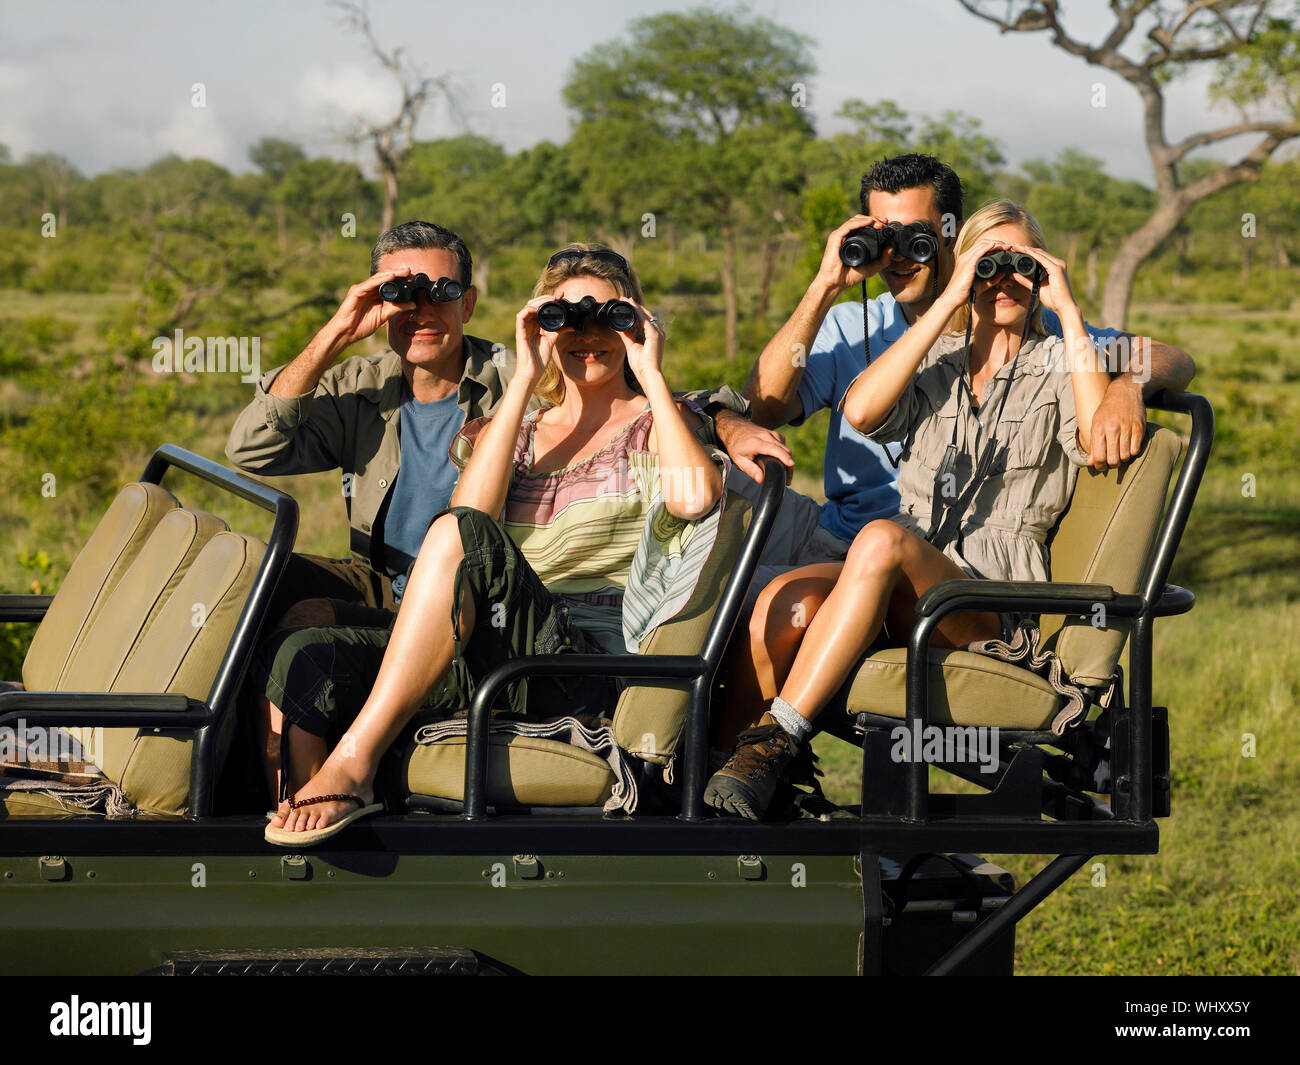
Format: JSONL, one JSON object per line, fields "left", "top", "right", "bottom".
{"left": 1, "top": 277, "right": 1296, "bottom": 975}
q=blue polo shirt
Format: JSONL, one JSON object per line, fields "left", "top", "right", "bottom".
{"left": 794, "top": 293, "right": 1127, "bottom": 543}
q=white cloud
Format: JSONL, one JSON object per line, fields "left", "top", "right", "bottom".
{"left": 150, "top": 101, "right": 241, "bottom": 169}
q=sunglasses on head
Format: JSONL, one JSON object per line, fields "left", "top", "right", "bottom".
{"left": 547, "top": 248, "right": 631, "bottom": 276}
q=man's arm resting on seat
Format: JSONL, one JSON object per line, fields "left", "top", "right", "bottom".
{"left": 1089, "top": 336, "right": 1196, "bottom": 470}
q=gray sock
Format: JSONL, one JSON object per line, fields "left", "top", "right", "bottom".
{"left": 768, "top": 697, "right": 812, "bottom": 744}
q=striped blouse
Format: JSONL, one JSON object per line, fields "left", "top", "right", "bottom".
{"left": 450, "top": 404, "right": 727, "bottom": 653}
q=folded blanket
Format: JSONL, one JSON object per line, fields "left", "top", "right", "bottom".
{"left": 413, "top": 715, "right": 638, "bottom": 814}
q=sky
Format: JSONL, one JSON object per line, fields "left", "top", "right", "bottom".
{"left": 0, "top": 0, "right": 1264, "bottom": 187}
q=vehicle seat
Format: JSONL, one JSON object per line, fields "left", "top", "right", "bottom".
{"left": 838, "top": 425, "right": 1182, "bottom": 729}
{"left": 402, "top": 490, "right": 754, "bottom": 808}
{"left": 2, "top": 481, "right": 265, "bottom": 819}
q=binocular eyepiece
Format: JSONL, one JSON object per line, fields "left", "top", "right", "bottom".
{"left": 379, "top": 273, "right": 466, "bottom": 304}
{"left": 537, "top": 295, "right": 639, "bottom": 333}
{"left": 974, "top": 250, "right": 1045, "bottom": 283}
{"left": 840, "top": 220, "right": 939, "bottom": 269}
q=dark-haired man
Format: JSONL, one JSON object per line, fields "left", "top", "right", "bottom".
{"left": 736, "top": 152, "right": 1194, "bottom": 590}
{"left": 713, "top": 153, "right": 1195, "bottom": 753}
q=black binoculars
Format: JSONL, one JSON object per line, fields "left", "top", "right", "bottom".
{"left": 379, "top": 274, "right": 466, "bottom": 304}
{"left": 974, "top": 250, "right": 1046, "bottom": 283}
{"left": 840, "top": 221, "right": 939, "bottom": 268}
{"left": 537, "top": 295, "right": 639, "bottom": 333}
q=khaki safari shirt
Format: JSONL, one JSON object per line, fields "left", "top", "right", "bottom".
{"left": 226, "top": 336, "right": 515, "bottom": 570}
{"left": 861, "top": 330, "right": 1090, "bottom": 583}
{"left": 226, "top": 336, "right": 746, "bottom": 573}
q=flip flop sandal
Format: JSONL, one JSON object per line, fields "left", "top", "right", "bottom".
{"left": 264, "top": 793, "right": 383, "bottom": 847}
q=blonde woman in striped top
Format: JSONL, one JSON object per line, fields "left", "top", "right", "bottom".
{"left": 268, "top": 244, "right": 725, "bottom": 845}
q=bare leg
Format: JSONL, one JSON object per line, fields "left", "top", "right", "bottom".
{"left": 715, "top": 564, "right": 842, "bottom": 749}
{"left": 276, "top": 513, "right": 473, "bottom": 834}
{"left": 777, "top": 520, "right": 1001, "bottom": 724}
{"left": 256, "top": 597, "right": 338, "bottom": 804}
{"left": 266, "top": 721, "right": 328, "bottom": 826}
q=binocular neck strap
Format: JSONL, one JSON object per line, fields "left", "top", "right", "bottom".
{"left": 930, "top": 278, "right": 1042, "bottom": 552}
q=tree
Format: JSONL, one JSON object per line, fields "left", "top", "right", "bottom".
{"left": 959, "top": 0, "right": 1300, "bottom": 328}
{"left": 248, "top": 138, "right": 307, "bottom": 248}
{"left": 564, "top": 7, "right": 817, "bottom": 361}
{"left": 278, "top": 157, "right": 374, "bottom": 252}
{"left": 401, "top": 136, "right": 519, "bottom": 297}
{"left": 334, "top": 0, "right": 457, "bottom": 234}
{"left": 25, "top": 153, "right": 81, "bottom": 232}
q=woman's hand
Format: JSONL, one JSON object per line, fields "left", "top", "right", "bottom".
{"left": 939, "top": 238, "right": 1003, "bottom": 313}
{"left": 620, "top": 301, "right": 666, "bottom": 389}
{"left": 1007, "top": 243, "right": 1080, "bottom": 320}
{"left": 513, "top": 297, "right": 554, "bottom": 387}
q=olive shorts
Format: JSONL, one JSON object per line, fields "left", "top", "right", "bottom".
{"left": 253, "top": 507, "right": 619, "bottom": 744}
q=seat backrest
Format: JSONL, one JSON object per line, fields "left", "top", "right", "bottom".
{"left": 94, "top": 531, "right": 266, "bottom": 816}
{"left": 611, "top": 490, "right": 753, "bottom": 765}
{"left": 57, "top": 507, "right": 229, "bottom": 693}
{"left": 22, "top": 482, "right": 177, "bottom": 691}
{"left": 1041, "top": 425, "right": 1182, "bottom": 687}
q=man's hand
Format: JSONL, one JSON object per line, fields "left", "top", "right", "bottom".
{"left": 1089, "top": 375, "right": 1146, "bottom": 470}
{"left": 327, "top": 267, "right": 418, "bottom": 350}
{"left": 715, "top": 409, "right": 795, "bottom": 484}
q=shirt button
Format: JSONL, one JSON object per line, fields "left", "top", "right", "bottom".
{"left": 378, "top": 479, "right": 388, "bottom": 488}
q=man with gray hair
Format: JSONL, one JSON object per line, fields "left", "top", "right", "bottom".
{"left": 227, "top": 220, "right": 513, "bottom": 626}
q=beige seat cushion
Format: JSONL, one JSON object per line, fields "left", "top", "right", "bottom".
{"left": 92, "top": 531, "right": 265, "bottom": 817}
{"left": 407, "top": 734, "right": 616, "bottom": 807}
{"left": 58, "top": 508, "right": 229, "bottom": 693}
{"left": 23, "top": 482, "right": 177, "bottom": 691}
{"left": 844, "top": 646, "right": 1061, "bottom": 730}
{"left": 1042, "top": 426, "right": 1181, "bottom": 686}
{"left": 0, "top": 789, "right": 86, "bottom": 820}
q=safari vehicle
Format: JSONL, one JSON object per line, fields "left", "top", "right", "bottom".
{"left": 0, "top": 393, "right": 1212, "bottom": 976}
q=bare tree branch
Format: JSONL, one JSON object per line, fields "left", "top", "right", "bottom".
{"left": 331, "top": 0, "right": 458, "bottom": 231}
{"left": 1167, "top": 118, "right": 1300, "bottom": 162}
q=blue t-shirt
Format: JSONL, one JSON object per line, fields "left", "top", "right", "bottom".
{"left": 794, "top": 294, "right": 909, "bottom": 542}
{"left": 794, "top": 293, "right": 1126, "bottom": 543}
{"left": 383, "top": 388, "right": 465, "bottom": 600}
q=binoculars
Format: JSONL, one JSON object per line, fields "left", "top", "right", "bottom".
{"left": 537, "top": 295, "right": 639, "bottom": 333}
{"left": 840, "top": 221, "right": 939, "bottom": 268}
{"left": 974, "top": 250, "right": 1046, "bottom": 283}
{"left": 378, "top": 274, "right": 466, "bottom": 304}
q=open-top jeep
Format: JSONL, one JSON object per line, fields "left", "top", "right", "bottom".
{"left": 0, "top": 393, "right": 1212, "bottom": 976}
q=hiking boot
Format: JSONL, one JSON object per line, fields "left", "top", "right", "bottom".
{"left": 704, "top": 713, "right": 799, "bottom": 821}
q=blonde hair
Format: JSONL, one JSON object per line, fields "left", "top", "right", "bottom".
{"left": 948, "top": 199, "right": 1047, "bottom": 336}
{"left": 531, "top": 243, "right": 647, "bottom": 408}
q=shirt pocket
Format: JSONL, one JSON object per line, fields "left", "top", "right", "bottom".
{"left": 905, "top": 373, "right": 962, "bottom": 473}
{"left": 996, "top": 386, "right": 1060, "bottom": 471}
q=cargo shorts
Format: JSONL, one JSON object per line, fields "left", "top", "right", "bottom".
{"left": 253, "top": 507, "right": 620, "bottom": 745}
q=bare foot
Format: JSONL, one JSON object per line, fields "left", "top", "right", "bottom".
{"left": 277, "top": 751, "right": 376, "bottom": 835}
{"left": 268, "top": 725, "right": 328, "bottom": 829}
